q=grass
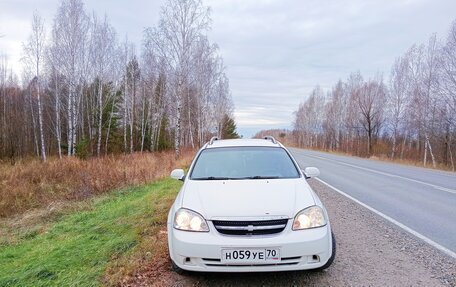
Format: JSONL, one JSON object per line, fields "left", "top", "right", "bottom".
{"left": 0, "top": 150, "right": 193, "bottom": 217}
{"left": 0, "top": 177, "right": 183, "bottom": 287}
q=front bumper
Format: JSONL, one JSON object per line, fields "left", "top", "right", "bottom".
{"left": 168, "top": 220, "right": 333, "bottom": 272}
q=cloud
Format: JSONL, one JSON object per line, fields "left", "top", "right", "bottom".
{"left": 0, "top": 0, "right": 161, "bottom": 72}
{"left": 1, "top": 0, "right": 456, "bottom": 138}
{"left": 206, "top": 0, "right": 456, "bottom": 136}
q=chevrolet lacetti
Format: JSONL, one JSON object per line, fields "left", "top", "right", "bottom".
{"left": 167, "top": 137, "right": 335, "bottom": 273}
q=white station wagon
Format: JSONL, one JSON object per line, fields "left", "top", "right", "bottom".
{"left": 167, "top": 137, "right": 335, "bottom": 273}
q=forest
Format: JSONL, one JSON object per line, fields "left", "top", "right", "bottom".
{"left": 0, "top": 0, "right": 236, "bottom": 161}
{"left": 292, "top": 20, "right": 456, "bottom": 170}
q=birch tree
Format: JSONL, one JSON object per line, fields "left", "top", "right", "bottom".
{"left": 440, "top": 20, "right": 456, "bottom": 120}
{"left": 345, "top": 72, "right": 364, "bottom": 154}
{"left": 324, "top": 80, "right": 347, "bottom": 150}
{"left": 141, "top": 32, "right": 161, "bottom": 151}
{"left": 406, "top": 37, "right": 440, "bottom": 167}
{"left": 293, "top": 86, "right": 326, "bottom": 148}
{"left": 126, "top": 55, "right": 140, "bottom": 153}
{"left": 439, "top": 20, "right": 456, "bottom": 169}
{"left": 89, "top": 14, "right": 116, "bottom": 156}
{"left": 52, "top": 0, "right": 89, "bottom": 156}
{"left": 1, "top": 0, "right": 235, "bottom": 160}
{"left": 213, "top": 72, "right": 233, "bottom": 138}
{"left": 388, "top": 55, "right": 410, "bottom": 159}
{"left": 22, "top": 12, "right": 47, "bottom": 161}
{"left": 0, "top": 56, "right": 6, "bottom": 157}
{"left": 421, "top": 35, "right": 440, "bottom": 168}
{"left": 147, "top": 0, "right": 210, "bottom": 156}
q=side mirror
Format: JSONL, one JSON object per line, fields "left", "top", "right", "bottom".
{"left": 170, "top": 169, "right": 185, "bottom": 181}
{"left": 303, "top": 167, "right": 320, "bottom": 179}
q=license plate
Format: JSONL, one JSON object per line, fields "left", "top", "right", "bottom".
{"left": 221, "top": 248, "right": 280, "bottom": 264}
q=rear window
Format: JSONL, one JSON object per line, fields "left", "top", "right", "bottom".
{"left": 190, "top": 147, "right": 300, "bottom": 180}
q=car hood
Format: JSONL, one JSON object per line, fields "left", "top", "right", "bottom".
{"left": 181, "top": 178, "right": 315, "bottom": 220}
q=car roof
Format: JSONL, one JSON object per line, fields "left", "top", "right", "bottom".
{"left": 204, "top": 138, "right": 282, "bottom": 149}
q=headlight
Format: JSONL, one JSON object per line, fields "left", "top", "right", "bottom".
{"left": 173, "top": 208, "right": 209, "bottom": 232}
{"left": 292, "top": 206, "right": 326, "bottom": 230}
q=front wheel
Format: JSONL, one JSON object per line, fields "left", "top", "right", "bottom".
{"left": 170, "top": 259, "right": 186, "bottom": 275}
{"left": 313, "top": 231, "right": 336, "bottom": 271}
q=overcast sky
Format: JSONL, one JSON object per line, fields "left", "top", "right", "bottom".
{"left": 1, "top": 0, "right": 455, "bottom": 137}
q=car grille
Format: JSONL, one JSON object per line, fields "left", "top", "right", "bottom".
{"left": 212, "top": 219, "right": 288, "bottom": 236}
{"left": 202, "top": 256, "right": 301, "bottom": 267}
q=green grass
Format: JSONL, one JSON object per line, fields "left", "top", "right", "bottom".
{"left": 0, "top": 178, "right": 182, "bottom": 287}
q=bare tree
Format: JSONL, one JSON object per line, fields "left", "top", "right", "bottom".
{"left": 406, "top": 37, "right": 440, "bottom": 168}
{"left": 292, "top": 22, "right": 456, "bottom": 169}
{"left": 213, "top": 72, "right": 233, "bottom": 138}
{"left": 439, "top": 20, "right": 456, "bottom": 170}
{"left": 355, "top": 76, "right": 386, "bottom": 156}
{"left": 388, "top": 55, "right": 410, "bottom": 159}
{"left": 422, "top": 35, "right": 440, "bottom": 168}
{"left": 440, "top": 21, "right": 456, "bottom": 117}
{"left": 47, "top": 30, "right": 63, "bottom": 158}
{"left": 89, "top": 14, "right": 116, "bottom": 156}
{"left": 147, "top": 0, "right": 210, "bottom": 156}
{"left": 0, "top": 55, "right": 7, "bottom": 157}
{"left": 126, "top": 55, "right": 140, "bottom": 153}
{"left": 324, "top": 80, "right": 347, "bottom": 150}
{"left": 345, "top": 72, "right": 364, "bottom": 155}
{"left": 1, "top": 0, "right": 236, "bottom": 160}
{"left": 52, "top": 0, "right": 89, "bottom": 156}
{"left": 293, "top": 86, "right": 326, "bottom": 148}
{"left": 22, "top": 12, "right": 47, "bottom": 161}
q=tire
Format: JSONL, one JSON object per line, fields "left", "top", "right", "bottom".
{"left": 313, "top": 231, "right": 336, "bottom": 271}
{"left": 170, "top": 259, "right": 186, "bottom": 275}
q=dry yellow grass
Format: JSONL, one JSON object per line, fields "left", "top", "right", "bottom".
{"left": 0, "top": 150, "right": 194, "bottom": 218}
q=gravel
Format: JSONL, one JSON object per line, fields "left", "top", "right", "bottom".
{"left": 125, "top": 179, "right": 456, "bottom": 287}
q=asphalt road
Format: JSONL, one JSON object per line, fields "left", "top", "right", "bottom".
{"left": 289, "top": 148, "right": 456, "bottom": 256}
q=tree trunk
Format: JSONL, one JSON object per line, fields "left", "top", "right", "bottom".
{"left": 130, "top": 91, "right": 134, "bottom": 153}
{"left": 423, "top": 138, "right": 428, "bottom": 167}
{"left": 425, "top": 134, "right": 436, "bottom": 168}
{"left": 72, "top": 87, "right": 80, "bottom": 156}
{"left": 391, "top": 129, "right": 397, "bottom": 159}
{"left": 67, "top": 86, "right": 73, "bottom": 156}
{"left": 367, "top": 119, "right": 373, "bottom": 156}
{"left": 123, "top": 79, "right": 128, "bottom": 153}
{"left": 140, "top": 94, "right": 147, "bottom": 153}
{"left": 29, "top": 89, "right": 39, "bottom": 157}
{"left": 175, "top": 90, "right": 181, "bottom": 157}
{"left": 448, "top": 141, "right": 455, "bottom": 172}
{"left": 54, "top": 72, "right": 62, "bottom": 158}
{"left": 36, "top": 80, "right": 46, "bottom": 161}
{"left": 150, "top": 112, "right": 157, "bottom": 151}
{"left": 187, "top": 86, "right": 195, "bottom": 149}
{"left": 97, "top": 80, "right": 103, "bottom": 156}
{"left": 400, "top": 131, "right": 407, "bottom": 160}
{"left": 105, "top": 93, "right": 115, "bottom": 155}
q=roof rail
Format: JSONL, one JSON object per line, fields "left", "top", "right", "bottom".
{"left": 209, "top": 136, "right": 219, "bottom": 145}
{"left": 264, "top": 136, "right": 277, "bottom": 144}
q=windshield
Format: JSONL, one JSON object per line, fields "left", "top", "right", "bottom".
{"left": 190, "top": 147, "right": 300, "bottom": 180}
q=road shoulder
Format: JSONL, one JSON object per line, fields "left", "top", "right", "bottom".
{"left": 311, "top": 179, "right": 455, "bottom": 286}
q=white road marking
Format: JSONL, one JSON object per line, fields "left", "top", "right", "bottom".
{"left": 305, "top": 154, "right": 456, "bottom": 194}
{"left": 316, "top": 177, "right": 456, "bottom": 259}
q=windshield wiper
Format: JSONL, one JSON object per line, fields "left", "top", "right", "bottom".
{"left": 192, "top": 175, "right": 280, "bottom": 180}
{"left": 192, "top": 176, "right": 232, "bottom": 180}
{"left": 240, "top": 175, "right": 280, "bottom": 179}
